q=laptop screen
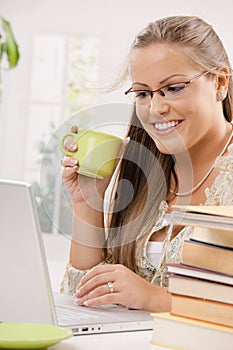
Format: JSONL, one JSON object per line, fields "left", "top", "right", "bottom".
{"left": 0, "top": 179, "right": 57, "bottom": 324}
{"left": 0, "top": 179, "right": 153, "bottom": 334}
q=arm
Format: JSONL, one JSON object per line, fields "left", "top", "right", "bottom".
{"left": 60, "top": 170, "right": 108, "bottom": 294}
{"left": 62, "top": 164, "right": 109, "bottom": 270}
{"left": 61, "top": 128, "right": 128, "bottom": 271}
{"left": 73, "top": 264, "right": 171, "bottom": 312}
{"left": 70, "top": 197, "right": 106, "bottom": 270}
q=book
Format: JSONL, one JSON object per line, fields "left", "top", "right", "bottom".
{"left": 151, "top": 312, "right": 233, "bottom": 350}
{"left": 170, "top": 294, "right": 233, "bottom": 328}
{"left": 190, "top": 226, "right": 233, "bottom": 248}
{"left": 168, "top": 274, "right": 233, "bottom": 304}
{"left": 181, "top": 240, "right": 233, "bottom": 275}
{"left": 164, "top": 205, "right": 233, "bottom": 230}
{"left": 172, "top": 205, "right": 233, "bottom": 217}
{"left": 167, "top": 263, "right": 233, "bottom": 285}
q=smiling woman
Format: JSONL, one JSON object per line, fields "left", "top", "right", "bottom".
{"left": 60, "top": 15, "right": 233, "bottom": 313}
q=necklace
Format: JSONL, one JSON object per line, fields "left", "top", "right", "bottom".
{"left": 169, "top": 126, "right": 233, "bottom": 197}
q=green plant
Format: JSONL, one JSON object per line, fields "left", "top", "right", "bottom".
{"left": 0, "top": 16, "right": 20, "bottom": 99}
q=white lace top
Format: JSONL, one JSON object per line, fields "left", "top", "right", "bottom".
{"left": 60, "top": 145, "right": 233, "bottom": 294}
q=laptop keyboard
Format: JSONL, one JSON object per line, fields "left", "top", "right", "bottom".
{"left": 55, "top": 303, "right": 152, "bottom": 334}
{"left": 56, "top": 305, "right": 100, "bottom": 325}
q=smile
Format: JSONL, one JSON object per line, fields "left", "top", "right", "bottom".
{"left": 153, "top": 120, "right": 181, "bottom": 132}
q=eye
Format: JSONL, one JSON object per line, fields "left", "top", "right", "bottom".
{"left": 134, "top": 90, "right": 151, "bottom": 99}
{"left": 165, "top": 83, "right": 186, "bottom": 94}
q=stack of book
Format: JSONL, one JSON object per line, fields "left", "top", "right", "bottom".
{"left": 151, "top": 206, "right": 233, "bottom": 350}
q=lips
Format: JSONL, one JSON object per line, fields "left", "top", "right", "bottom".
{"left": 153, "top": 120, "right": 182, "bottom": 132}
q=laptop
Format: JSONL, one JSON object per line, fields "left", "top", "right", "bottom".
{"left": 0, "top": 179, "right": 153, "bottom": 335}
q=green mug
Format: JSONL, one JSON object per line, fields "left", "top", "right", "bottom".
{"left": 60, "top": 129, "right": 122, "bottom": 179}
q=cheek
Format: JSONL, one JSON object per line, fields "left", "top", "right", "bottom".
{"left": 136, "top": 105, "right": 150, "bottom": 126}
{"left": 172, "top": 99, "right": 201, "bottom": 123}
{"left": 172, "top": 98, "right": 194, "bottom": 116}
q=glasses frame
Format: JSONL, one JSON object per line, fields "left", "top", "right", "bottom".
{"left": 124, "top": 71, "right": 209, "bottom": 103}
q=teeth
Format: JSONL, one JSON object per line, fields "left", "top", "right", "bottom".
{"left": 154, "top": 120, "right": 179, "bottom": 131}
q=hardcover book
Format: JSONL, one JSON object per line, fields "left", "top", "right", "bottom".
{"left": 181, "top": 239, "right": 233, "bottom": 275}
{"left": 168, "top": 274, "right": 233, "bottom": 304}
{"left": 164, "top": 205, "right": 233, "bottom": 230}
{"left": 151, "top": 312, "right": 233, "bottom": 350}
{"left": 167, "top": 263, "right": 233, "bottom": 285}
{"left": 189, "top": 225, "right": 233, "bottom": 248}
{"left": 170, "top": 294, "right": 233, "bottom": 328}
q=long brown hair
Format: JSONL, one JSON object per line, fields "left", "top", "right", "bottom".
{"left": 105, "top": 16, "right": 233, "bottom": 271}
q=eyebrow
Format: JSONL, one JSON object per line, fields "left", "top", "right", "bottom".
{"left": 132, "top": 74, "right": 188, "bottom": 88}
{"left": 160, "top": 74, "right": 187, "bottom": 84}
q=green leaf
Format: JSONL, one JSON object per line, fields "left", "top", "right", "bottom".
{"left": 0, "top": 16, "right": 20, "bottom": 68}
{"left": 0, "top": 43, "right": 3, "bottom": 61}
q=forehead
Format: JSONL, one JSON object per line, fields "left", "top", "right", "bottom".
{"left": 129, "top": 43, "right": 196, "bottom": 83}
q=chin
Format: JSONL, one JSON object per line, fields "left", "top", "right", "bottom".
{"left": 155, "top": 141, "right": 188, "bottom": 156}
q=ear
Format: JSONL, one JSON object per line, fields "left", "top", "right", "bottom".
{"left": 215, "top": 67, "right": 229, "bottom": 101}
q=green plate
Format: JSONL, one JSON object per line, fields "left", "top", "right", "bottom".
{"left": 0, "top": 323, "right": 73, "bottom": 349}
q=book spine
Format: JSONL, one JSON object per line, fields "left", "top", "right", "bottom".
{"left": 171, "top": 295, "right": 233, "bottom": 328}
{"left": 182, "top": 241, "right": 233, "bottom": 275}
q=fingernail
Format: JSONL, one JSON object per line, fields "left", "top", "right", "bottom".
{"left": 71, "top": 126, "right": 78, "bottom": 133}
{"left": 70, "top": 158, "right": 78, "bottom": 165}
{"left": 75, "top": 289, "right": 81, "bottom": 297}
{"left": 70, "top": 143, "right": 77, "bottom": 151}
{"left": 123, "top": 137, "right": 130, "bottom": 145}
{"left": 74, "top": 298, "right": 84, "bottom": 305}
{"left": 84, "top": 300, "right": 93, "bottom": 306}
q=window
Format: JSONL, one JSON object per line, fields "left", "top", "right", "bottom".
{"left": 25, "top": 35, "right": 100, "bottom": 233}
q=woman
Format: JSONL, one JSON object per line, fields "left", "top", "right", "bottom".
{"left": 60, "top": 15, "right": 233, "bottom": 312}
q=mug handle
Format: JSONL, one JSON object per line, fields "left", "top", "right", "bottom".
{"left": 60, "top": 132, "right": 76, "bottom": 154}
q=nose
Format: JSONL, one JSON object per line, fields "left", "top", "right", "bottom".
{"left": 150, "top": 92, "right": 170, "bottom": 115}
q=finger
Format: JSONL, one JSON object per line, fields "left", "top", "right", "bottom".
{"left": 62, "top": 165, "right": 79, "bottom": 178}
{"left": 62, "top": 156, "right": 78, "bottom": 167}
{"left": 78, "top": 264, "right": 116, "bottom": 287}
{"left": 74, "top": 283, "right": 115, "bottom": 306}
{"left": 114, "top": 137, "right": 130, "bottom": 169}
{"left": 71, "top": 125, "right": 78, "bottom": 133}
{"left": 119, "top": 137, "right": 130, "bottom": 157}
{"left": 64, "top": 140, "right": 78, "bottom": 152}
{"left": 83, "top": 293, "right": 118, "bottom": 307}
{"left": 75, "top": 271, "right": 116, "bottom": 298}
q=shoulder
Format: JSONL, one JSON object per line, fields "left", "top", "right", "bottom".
{"left": 214, "top": 143, "right": 233, "bottom": 173}
{"left": 205, "top": 144, "right": 233, "bottom": 205}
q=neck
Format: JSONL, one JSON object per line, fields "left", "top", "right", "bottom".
{"left": 170, "top": 122, "right": 233, "bottom": 197}
{"left": 177, "top": 122, "right": 232, "bottom": 168}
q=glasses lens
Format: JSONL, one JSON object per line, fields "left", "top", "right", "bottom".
{"left": 126, "top": 91, "right": 136, "bottom": 104}
{"left": 127, "top": 90, "right": 151, "bottom": 105}
{"left": 164, "top": 83, "right": 186, "bottom": 98}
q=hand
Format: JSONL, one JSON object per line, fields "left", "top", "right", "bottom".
{"left": 61, "top": 126, "right": 129, "bottom": 205}
{"left": 73, "top": 264, "right": 155, "bottom": 310}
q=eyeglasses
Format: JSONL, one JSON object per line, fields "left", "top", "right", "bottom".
{"left": 124, "top": 71, "right": 209, "bottom": 105}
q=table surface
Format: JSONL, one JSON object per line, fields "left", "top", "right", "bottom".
{"left": 49, "top": 330, "right": 168, "bottom": 350}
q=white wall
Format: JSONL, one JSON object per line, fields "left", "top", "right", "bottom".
{"left": 42, "top": 232, "right": 70, "bottom": 291}
{"left": 0, "top": 0, "right": 233, "bottom": 179}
